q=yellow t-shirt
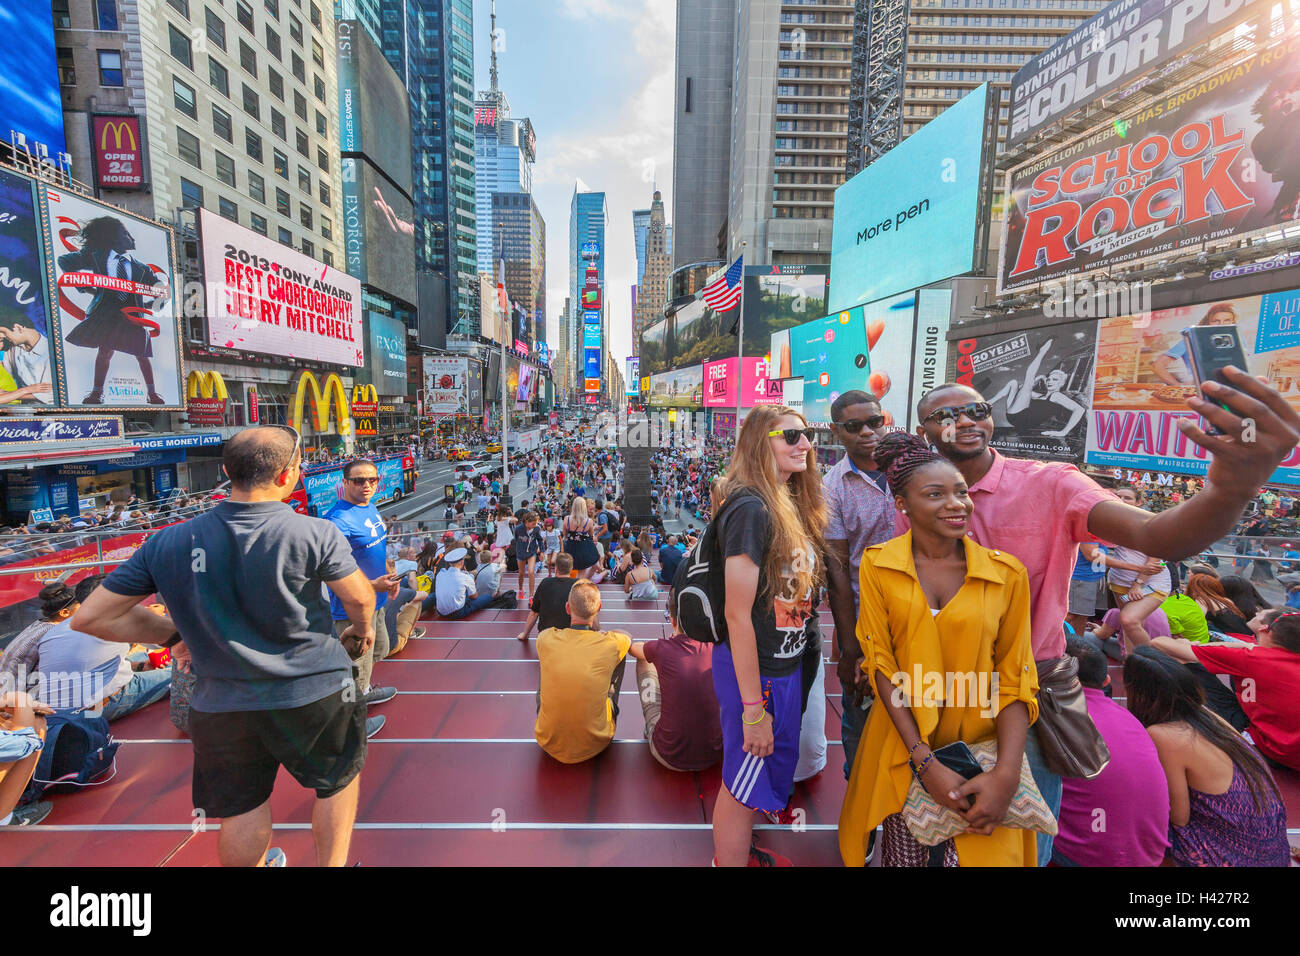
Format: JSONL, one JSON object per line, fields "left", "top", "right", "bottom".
{"left": 535, "top": 627, "right": 632, "bottom": 764}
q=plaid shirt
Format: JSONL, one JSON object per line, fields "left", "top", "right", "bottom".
{"left": 0, "top": 619, "right": 54, "bottom": 691}
{"left": 822, "top": 454, "right": 907, "bottom": 600}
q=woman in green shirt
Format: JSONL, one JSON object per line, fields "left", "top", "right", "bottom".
{"left": 1160, "top": 587, "right": 1212, "bottom": 644}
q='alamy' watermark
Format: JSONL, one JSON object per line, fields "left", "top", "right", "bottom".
{"left": 1043, "top": 276, "right": 1151, "bottom": 326}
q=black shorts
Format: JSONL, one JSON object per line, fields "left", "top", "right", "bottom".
{"left": 190, "top": 690, "right": 367, "bottom": 818}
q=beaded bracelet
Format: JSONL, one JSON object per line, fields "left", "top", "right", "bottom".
{"left": 908, "top": 740, "right": 926, "bottom": 758}
{"left": 910, "top": 752, "right": 933, "bottom": 782}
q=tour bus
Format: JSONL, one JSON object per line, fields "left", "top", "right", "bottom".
{"left": 287, "top": 451, "right": 417, "bottom": 517}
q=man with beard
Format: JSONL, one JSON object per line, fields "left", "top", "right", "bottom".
{"left": 914, "top": 372, "right": 1300, "bottom": 865}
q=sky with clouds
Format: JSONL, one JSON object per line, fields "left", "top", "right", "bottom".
{"left": 471, "top": 0, "right": 675, "bottom": 370}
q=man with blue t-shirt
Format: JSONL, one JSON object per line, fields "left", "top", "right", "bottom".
{"left": 326, "top": 459, "right": 400, "bottom": 709}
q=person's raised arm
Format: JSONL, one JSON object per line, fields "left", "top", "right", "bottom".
{"left": 724, "top": 554, "right": 772, "bottom": 758}
{"left": 1089, "top": 369, "right": 1300, "bottom": 559}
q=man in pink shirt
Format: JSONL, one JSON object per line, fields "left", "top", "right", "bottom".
{"left": 916, "top": 370, "right": 1300, "bottom": 865}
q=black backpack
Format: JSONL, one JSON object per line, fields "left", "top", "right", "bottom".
{"left": 21, "top": 710, "right": 119, "bottom": 805}
{"left": 671, "top": 491, "right": 755, "bottom": 645}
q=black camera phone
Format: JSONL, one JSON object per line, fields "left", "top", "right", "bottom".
{"left": 1182, "top": 326, "right": 1249, "bottom": 437}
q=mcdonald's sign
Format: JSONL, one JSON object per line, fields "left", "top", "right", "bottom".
{"left": 91, "top": 115, "right": 146, "bottom": 189}
{"left": 185, "top": 370, "right": 228, "bottom": 425}
{"left": 351, "top": 384, "right": 378, "bottom": 437}
{"left": 290, "top": 371, "right": 352, "bottom": 437}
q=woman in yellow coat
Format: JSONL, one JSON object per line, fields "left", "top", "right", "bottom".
{"left": 838, "top": 432, "right": 1040, "bottom": 867}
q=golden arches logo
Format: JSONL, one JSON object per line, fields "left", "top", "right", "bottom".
{"left": 186, "top": 370, "right": 229, "bottom": 401}
{"left": 290, "top": 372, "right": 352, "bottom": 436}
{"left": 351, "top": 384, "right": 378, "bottom": 406}
{"left": 100, "top": 119, "right": 138, "bottom": 151}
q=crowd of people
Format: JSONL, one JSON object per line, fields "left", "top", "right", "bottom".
{"left": 2, "top": 368, "right": 1299, "bottom": 867}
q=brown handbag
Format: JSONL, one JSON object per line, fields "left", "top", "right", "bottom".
{"left": 1033, "top": 654, "right": 1110, "bottom": 779}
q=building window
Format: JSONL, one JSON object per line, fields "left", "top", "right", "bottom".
{"left": 297, "top": 165, "right": 311, "bottom": 193}
{"left": 168, "top": 25, "right": 192, "bottom": 69}
{"left": 96, "top": 0, "right": 119, "bottom": 31}
{"left": 236, "top": 0, "right": 255, "bottom": 33}
{"left": 270, "top": 108, "right": 286, "bottom": 140}
{"left": 208, "top": 58, "right": 229, "bottom": 96}
{"left": 316, "top": 146, "right": 328, "bottom": 173}
{"left": 300, "top": 238, "right": 313, "bottom": 258}
{"left": 309, "top": 3, "right": 320, "bottom": 29}
{"left": 250, "top": 212, "right": 268, "bottom": 235}
{"left": 245, "top": 128, "right": 263, "bottom": 161}
{"left": 57, "top": 47, "right": 75, "bottom": 85}
{"left": 241, "top": 83, "right": 259, "bottom": 119}
{"left": 288, "top": 14, "right": 302, "bottom": 43}
{"left": 173, "top": 77, "right": 197, "bottom": 118}
{"left": 290, "top": 51, "right": 305, "bottom": 82}
{"left": 266, "top": 27, "right": 281, "bottom": 59}
{"left": 273, "top": 149, "right": 288, "bottom": 179}
{"left": 180, "top": 177, "right": 204, "bottom": 208}
{"left": 248, "top": 170, "right": 265, "bottom": 203}
{"left": 310, "top": 38, "right": 323, "bottom": 68}
{"left": 168, "top": 0, "right": 190, "bottom": 17}
{"left": 215, "top": 150, "right": 236, "bottom": 186}
{"left": 314, "top": 110, "right": 326, "bottom": 136}
{"left": 205, "top": 7, "right": 226, "bottom": 50}
{"left": 312, "top": 74, "right": 325, "bottom": 102}
{"left": 299, "top": 203, "right": 312, "bottom": 229}
{"left": 322, "top": 249, "right": 332, "bottom": 267}
{"left": 265, "top": 0, "right": 280, "bottom": 19}
{"left": 318, "top": 182, "right": 330, "bottom": 206}
{"left": 97, "top": 50, "right": 124, "bottom": 87}
{"left": 295, "top": 128, "right": 308, "bottom": 157}
{"left": 239, "top": 39, "right": 257, "bottom": 76}
{"left": 176, "top": 127, "right": 201, "bottom": 168}
{"left": 219, "top": 196, "right": 239, "bottom": 221}
{"left": 292, "top": 89, "right": 307, "bottom": 120}
{"left": 53, "top": 0, "right": 72, "bottom": 29}
{"left": 278, "top": 226, "right": 292, "bottom": 245}
{"left": 276, "top": 187, "right": 290, "bottom": 215}
{"left": 320, "top": 216, "right": 331, "bottom": 240}
{"left": 209, "top": 106, "right": 232, "bottom": 143}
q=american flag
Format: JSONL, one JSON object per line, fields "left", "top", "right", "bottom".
{"left": 702, "top": 255, "right": 744, "bottom": 313}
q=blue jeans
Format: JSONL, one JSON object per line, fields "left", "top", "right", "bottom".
{"left": 101, "top": 669, "right": 172, "bottom": 722}
{"left": 840, "top": 688, "right": 869, "bottom": 780}
{"left": 1024, "top": 722, "right": 1063, "bottom": 867}
{"left": 441, "top": 592, "right": 496, "bottom": 620}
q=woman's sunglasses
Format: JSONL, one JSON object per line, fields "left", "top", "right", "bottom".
{"left": 920, "top": 402, "right": 993, "bottom": 426}
{"left": 835, "top": 416, "right": 886, "bottom": 433}
{"left": 768, "top": 427, "right": 816, "bottom": 446}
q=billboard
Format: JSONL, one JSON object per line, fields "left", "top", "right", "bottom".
{"left": 467, "top": 358, "right": 483, "bottom": 414}
{"left": 422, "top": 356, "right": 468, "bottom": 414}
{"left": 951, "top": 320, "right": 1098, "bottom": 463}
{"left": 648, "top": 365, "right": 704, "bottom": 408}
{"left": 741, "top": 266, "right": 828, "bottom": 358}
{"left": 0, "top": 4, "right": 65, "bottom": 156}
{"left": 830, "top": 84, "right": 992, "bottom": 312}
{"left": 1008, "top": 0, "right": 1277, "bottom": 148}
{"left": 91, "top": 115, "right": 147, "bottom": 190}
{"left": 365, "top": 312, "right": 406, "bottom": 395}
{"left": 625, "top": 356, "right": 639, "bottom": 396}
{"left": 702, "top": 357, "right": 783, "bottom": 409}
{"left": 1000, "top": 35, "right": 1300, "bottom": 293}
{"left": 340, "top": 158, "right": 416, "bottom": 303}
{"left": 639, "top": 295, "right": 732, "bottom": 377}
{"left": 1086, "top": 288, "right": 1300, "bottom": 484}
{"left": 0, "top": 167, "right": 54, "bottom": 405}
{"left": 516, "top": 363, "right": 536, "bottom": 404}
{"left": 200, "top": 207, "right": 362, "bottom": 366}
{"left": 335, "top": 20, "right": 413, "bottom": 193}
{"left": 45, "top": 187, "right": 182, "bottom": 409}
{"left": 584, "top": 347, "right": 601, "bottom": 380}
{"left": 583, "top": 323, "right": 601, "bottom": 349}
{"left": 770, "top": 308, "right": 874, "bottom": 425}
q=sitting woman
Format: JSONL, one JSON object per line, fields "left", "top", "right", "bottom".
{"left": 0, "top": 690, "right": 55, "bottom": 826}
{"left": 1150, "top": 609, "right": 1300, "bottom": 771}
{"left": 1184, "top": 574, "right": 1251, "bottom": 635}
{"left": 838, "top": 432, "right": 1040, "bottom": 868}
{"left": 1123, "top": 646, "right": 1290, "bottom": 866}
{"left": 622, "top": 549, "right": 659, "bottom": 601}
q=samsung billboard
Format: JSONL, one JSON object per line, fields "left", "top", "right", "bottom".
{"left": 829, "top": 84, "right": 994, "bottom": 313}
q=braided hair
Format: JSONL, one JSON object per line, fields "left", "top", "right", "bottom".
{"left": 872, "top": 432, "right": 948, "bottom": 496}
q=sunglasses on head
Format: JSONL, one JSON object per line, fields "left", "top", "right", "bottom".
{"left": 768, "top": 427, "right": 816, "bottom": 446}
{"left": 921, "top": 402, "right": 993, "bottom": 426}
{"left": 270, "top": 424, "right": 302, "bottom": 471}
{"left": 835, "top": 416, "right": 886, "bottom": 433}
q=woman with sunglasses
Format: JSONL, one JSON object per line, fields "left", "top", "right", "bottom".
{"left": 711, "top": 405, "right": 825, "bottom": 867}
{"left": 837, "top": 431, "right": 1039, "bottom": 867}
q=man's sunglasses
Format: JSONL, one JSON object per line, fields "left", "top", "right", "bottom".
{"left": 835, "top": 416, "right": 886, "bottom": 433}
{"left": 270, "top": 424, "right": 301, "bottom": 472}
{"left": 920, "top": 402, "right": 993, "bottom": 426}
{"left": 768, "top": 427, "right": 816, "bottom": 446}
{"left": 346, "top": 475, "right": 380, "bottom": 485}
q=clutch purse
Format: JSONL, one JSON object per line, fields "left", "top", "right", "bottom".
{"left": 901, "top": 739, "right": 1058, "bottom": 847}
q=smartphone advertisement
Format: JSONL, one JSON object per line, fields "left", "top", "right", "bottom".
{"left": 771, "top": 309, "right": 872, "bottom": 425}
{"left": 1086, "top": 288, "right": 1300, "bottom": 484}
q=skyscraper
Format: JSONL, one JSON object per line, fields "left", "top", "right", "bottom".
{"left": 568, "top": 184, "right": 607, "bottom": 393}
{"left": 493, "top": 191, "right": 545, "bottom": 350}
{"left": 633, "top": 191, "right": 670, "bottom": 357}
{"left": 380, "top": 0, "right": 475, "bottom": 335}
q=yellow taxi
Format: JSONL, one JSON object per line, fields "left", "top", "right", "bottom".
{"left": 485, "top": 441, "right": 503, "bottom": 454}
{"left": 448, "top": 445, "right": 471, "bottom": 461}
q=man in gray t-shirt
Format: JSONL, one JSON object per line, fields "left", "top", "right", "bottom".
{"left": 73, "top": 426, "right": 377, "bottom": 868}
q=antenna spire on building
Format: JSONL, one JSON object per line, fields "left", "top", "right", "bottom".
{"left": 490, "top": 0, "right": 500, "bottom": 93}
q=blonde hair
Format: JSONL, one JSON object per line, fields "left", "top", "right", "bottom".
{"left": 569, "top": 497, "right": 588, "bottom": 522}
{"left": 568, "top": 579, "right": 602, "bottom": 620}
{"left": 719, "top": 404, "right": 825, "bottom": 601}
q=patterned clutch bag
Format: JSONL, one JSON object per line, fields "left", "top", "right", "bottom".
{"left": 902, "top": 740, "right": 1058, "bottom": 846}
